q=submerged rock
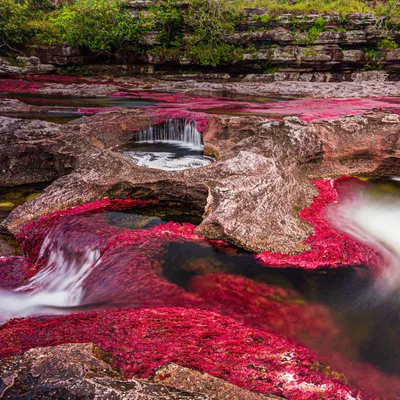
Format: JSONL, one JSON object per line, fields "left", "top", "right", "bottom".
{"left": 0, "top": 308, "right": 366, "bottom": 400}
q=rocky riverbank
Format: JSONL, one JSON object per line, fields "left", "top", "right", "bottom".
{"left": 0, "top": 74, "right": 399, "bottom": 399}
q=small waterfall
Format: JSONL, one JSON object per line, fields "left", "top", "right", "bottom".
{"left": 136, "top": 119, "right": 203, "bottom": 148}
{"left": 327, "top": 178, "right": 400, "bottom": 295}
{"left": 0, "top": 233, "right": 100, "bottom": 323}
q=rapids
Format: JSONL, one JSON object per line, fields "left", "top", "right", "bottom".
{"left": 0, "top": 181, "right": 400, "bottom": 398}
{"left": 327, "top": 177, "right": 400, "bottom": 295}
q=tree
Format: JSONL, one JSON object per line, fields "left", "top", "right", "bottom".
{"left": 0, "top": 0, "right": 31, "bottom": 53}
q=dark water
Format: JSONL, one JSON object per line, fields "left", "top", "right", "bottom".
{"left": 0, "top": 92, "right": 159, "bottom": 123}
{"left": 107, "top": 201, "right": 203, "bottom": 228}
{"left": 0, "top": 88, "right": 399, "bottom": 389}
{"left": 162, "top": 240, "right": 400, "bottom": 377}
{"left": 0, "top": 92, "right": 159, "bottom": 108}
{"left": 0, "top": 183, "right": 50, "bottom": 255}
{"left": 104, "top": 195, "right": 400, "bottom": 378}
{"left": 0, "top": 183, "right": 49, "bottom": 225}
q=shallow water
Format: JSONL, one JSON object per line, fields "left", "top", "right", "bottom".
{"left": 0, "top": 184, "right": 399, "bottom": 382}
{"left": 0, "top": 92, "right": 159, "bottom": 108}
{"left": 0, "top": 183, "right": 49, "bottom": 225}
{"left": 0, "top": 86, "right": 399, "bottom": 395}
{"left": 0, "top": 92, "right": 159, "bottom": 123}
{"left": 117, "top": 119, "right": 215, "bottom": 170}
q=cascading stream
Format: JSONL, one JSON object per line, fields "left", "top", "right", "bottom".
{"left": 119, "top": 118, "right": 214, "bottom": 171}
{"left": 0, "top": 231, "right": 100, "bottom": 323}
{"left": 136, "top": 118, "right": 203, "bottom": 148}
{"left": 327, "top": 177, "right": 400, "bottom": 295}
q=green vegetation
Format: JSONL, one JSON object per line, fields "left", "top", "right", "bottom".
{"left": 185, "top": 0, "right": 241, "bottom": 66}
{"left": 50, "top": 0, "right": 147, "bottom": 56}
{"left": 378, "top": 38, "right": 398, "bottom": 51}
{"left": 0, "top": 0, "right": 399, "bottom": 67}
{"left": 241, "top": 0, "right": 370, "bottom": 14}
{"left": 148, "top": 0, "right": 183, "bottom": 48}
{"left": 0, "top": 0, "right": 31, "bottom": 52}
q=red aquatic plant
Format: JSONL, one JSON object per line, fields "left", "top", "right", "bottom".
{"left": 1, "top": 178, "right": 398, "bottom": 399}
{"left": 257, "top": 178, "right": 381, "bottom": 269}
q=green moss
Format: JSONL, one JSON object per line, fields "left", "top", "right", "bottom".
{"left": 238, "top": 0, "right": 370, "bottom": 14}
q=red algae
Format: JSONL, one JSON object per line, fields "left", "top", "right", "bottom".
{"left": 1, "top": 178, "right": 398, "bottom": 399}
{"left": 114, "top": 91, "right": 400, "bottom": 122}
{"left": 0, "top": 79, "right": 41, "bottom": 93}
{"left": 0, "top": 256, "right": 26, "bottom": 289}
{"left": 257, "top": 178, "right": 381, "bottom": 270}
{"left": 0, "top": 307, "right": 367, "bottom": 400}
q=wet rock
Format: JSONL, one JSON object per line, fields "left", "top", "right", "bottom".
{"left": 0, "top": 308, "right": 366, "bottom": 400}
{"left": 0, "top": 343, "right": 209, "bottom": 399}
{"left": 157, "top": 79, "right": 400, "bottom": 98}
{"left": 0, "top": 99, "right": 42, "bottom": 114}
{"left": 153, "top": 364, "right": 283, "bottom": 400}
{"left": 1, "top": 102, "right": 399, "bottom": 254}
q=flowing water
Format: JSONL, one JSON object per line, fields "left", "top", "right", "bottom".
{"left": 1, "top": 88, "right": 400, "bottom": 396}
{"left": 0, "top": 180, "right": 399, "bottom": 382}
{"left": 118, "top": 119, "right": 215, "bottom": 170}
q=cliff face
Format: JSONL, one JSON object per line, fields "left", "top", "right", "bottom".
{"left": 1, "top": 1, "right": 398, "bottom": 81}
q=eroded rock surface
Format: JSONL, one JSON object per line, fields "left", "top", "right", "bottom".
{"left": 1, "top": 105, "right": 399, "bottom": 254}
{"left": 0, "top": 343, "right": 210, "bottom": 399}
{"left": 156, "top": 79, "right": 400, "bottom": 99}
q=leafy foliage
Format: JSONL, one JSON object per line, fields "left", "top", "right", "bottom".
{"left": 149, "top": 0, "right": 183, "bottom": 48}
{"left": 378, "top": 38, "right": 398, "bottom": 51}
{"left": 50, "top": 0, "right": 147, "bottom": 56}
{"left": 0, "top": 0, "right": 31, "bottom": 52}
{"left": 185, "top": 0, "right": 242, "bottom": 66}
{"left": 240, "top": 0, "right": 370, "bottom": 14}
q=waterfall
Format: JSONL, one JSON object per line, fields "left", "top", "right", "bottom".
{"left": 0, "top": 233, "right": 100, "bottom": 323}
{"left": 136, "top": 119, "right": 203, "bottom": 148}
{"left": 327, "top": 178, "right": 400, "bottom": 295}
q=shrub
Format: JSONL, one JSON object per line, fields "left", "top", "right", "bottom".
{"left": 378, "top": 38, "right": 398, "bottom": 51}
{"left": 50, "top": 0, "right": 147, "bottom": 56}
{"left": 186, "top": 0, "right": 242, "bottom": 66}
{"left": 0, "top": 0, "right": 31, "bottom": 52}
{"left": 149, "top": 0, "right": 183, "bottom": 48}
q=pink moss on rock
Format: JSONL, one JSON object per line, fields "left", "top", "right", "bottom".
{"left": 0, "top": 307, "right": 368, "bottom": 400}
{"left": 257, "top": 178, "right": 381, "bottom": 270}
{"left": 0, "top": 178, "right": 399, "bottom": 398}
{"left": 0, "top": 79, "right": 42, "bottom": 93}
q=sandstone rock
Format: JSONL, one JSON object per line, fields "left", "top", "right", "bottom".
{"left": 153, "top": 364, "right": 283, "bottom": 400}
{"left": 0, "top": 343, "right": 210, "bottom": 399}
{"left": 382, "top": 114, "right": 400, "bottom": 124}
{"left": 0, "top": 58, "right": 22, "bottom": 76}
{"left": 156, "top": 79, "right": 400, "bottom": 98}
{"left": 351, "top": 70, "right": 389, "bottom": 82}
{"left": 344, "top": 30, "right": 367, "bottom": 45}
{"left": 342, "top": 50, "right": 365, "bottom": 64}
{"left": 1, "top": 103, "right": 399, "bottom": 253}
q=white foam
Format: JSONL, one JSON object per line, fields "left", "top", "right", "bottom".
{"left": 0, "top": 234, "right": 100, "bottom": 323}
{"left": 126, "top": 151, "right": 213, "bottom": 171}
{"left": 327, "top": 180, "right": 400, "bottom": 294}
